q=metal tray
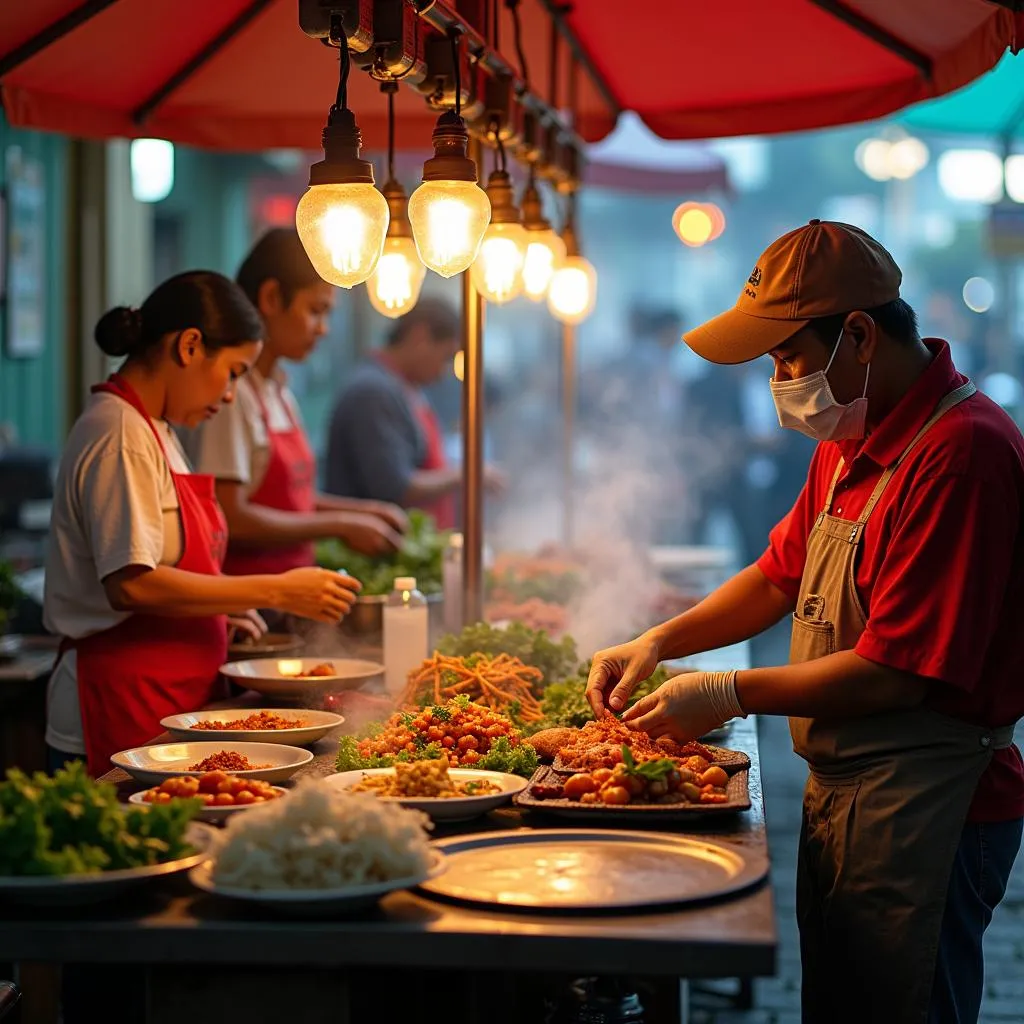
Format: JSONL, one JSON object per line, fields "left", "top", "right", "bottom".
{"left": 515, "top": 764, "right": 751, "bottom": 822}
{"left": 552, "top": 742, "right": 750, "bottom": 776}
{"left": 418, "top": 828, "right": 768, "bottom": 912}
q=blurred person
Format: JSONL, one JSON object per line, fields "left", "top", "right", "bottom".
{"left": 587, "top": 220, "right": 1024, "bottom": 1024}
{"left": 44, "top": 271, "right": 360, "bottom": 776}
{"left": 324, "top": 298, "right": 504, "bottom": 529}
{"left": 187, "top": 229, "right": 406, "bottom": 573}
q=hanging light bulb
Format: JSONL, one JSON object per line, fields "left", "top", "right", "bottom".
{"left": 520, "top": 171, "right": 566, "bottom": 301}
{"left": 296, "top": 29, "right": 389, "bottom": 288}
{"left": 470, "top": 130, "right": 529, "bottom": 303}
{"left": 408, "top": 34, "right": 490, "bottom": 277}
{"left": 548, "top": 195, "right": 596, "bottom": 325}
{"left": 367, "top": 85, "right": 426, "bottom": 318}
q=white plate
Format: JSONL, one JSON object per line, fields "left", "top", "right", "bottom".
{"left": 160, "top": 708, "right": 344, "bottom": 747}
{"left": 324, "top": 768, "right": 527, "bottom": 821}
{"left": 188, "top": 851, "right": 446, "bottom": 917}
{"left": 110, "top": 742, "right": 313, "bottom": 785}
{"left": 0, "top": 823, "right": 214, "bottom": 907}
{"left": 128, "top": 786, "right": 289, "bottom": 823}
{"left": 219, "top": 657, "right": 384, "bottom": 700}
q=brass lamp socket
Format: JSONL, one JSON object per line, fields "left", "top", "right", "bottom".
{"left": 561, "top": 218, "right": 581, "bottom": 258}
{"left": 309, "top": 107, "right": 376, "bottom": 186}
{"left": 520, "top": 179, "right": 551, "bottom": 232}
{"left": 484, "top": 169, "right": 521, "bottom": 226}
{"left": 422, "top": 110, "right": 479, "bottom": 183}
{"left": 380, "top": 178, "right": 413, "bottom": 239}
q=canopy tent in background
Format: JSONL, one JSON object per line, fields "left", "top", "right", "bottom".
{"left": 1, "top": 0, "right": 1020, "bottom": 152}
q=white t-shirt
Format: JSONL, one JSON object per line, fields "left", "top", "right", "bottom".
{"left": 43, "top": 391, "right": 191, "bottom": 754}
{"left": 184, "top": 369, "right": 304, "bottom": 493}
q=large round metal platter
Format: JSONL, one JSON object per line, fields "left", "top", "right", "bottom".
{"left": 159, "top": 708, "right": 344, "bottom": 747}
{"left": 219, "top": 657, "right": 384, "bottom": 700}
{"left": 0, "top": 822, "right": 215, "bottom": 907}
{"left": 418, "top": 829, "right": 768, "bottom": 912}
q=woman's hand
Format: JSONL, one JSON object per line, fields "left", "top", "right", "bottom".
{"left": 335, "top": 513, "right": 404, "bottom": 556}
{"left": 275, "top": 568, "right": 362, "bottom": 623}
{"left": 227, "top": 609, "right": 268, "bottom": 644}
{"left": 365, "top": 501, "right": 410, "bottom": 535}
{"left": 585, "top": 633, "right": 661, "bottom": 716}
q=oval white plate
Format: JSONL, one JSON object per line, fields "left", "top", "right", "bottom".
{"left": 219, "top": 657, "right": 384, "bottom": 700}
{"left": 188, "top": 850, "right": 446, "bottom": 917}
{"left": 0, "top": 823, "right": 215, "bottom": 907}
{"left": 159, "top": 708, "right": 344, "bottom": 747}
{"left": 128, "top": 786, "right": 289, "bottom": 823}
{"left": 324, "top": 768, "right": 527, "bottom": 821}
{"left": 110, "top": 742, "right": 313, "bottom": 786}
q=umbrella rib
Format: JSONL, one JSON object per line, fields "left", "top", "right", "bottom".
{"left": 537, "top": 0, "right": 622, "bottom": 118}
{"left": 0, "top": 0, "right": 121, "bottom": 78}
{"left": 806, "top": 0, "right": 933, "bottom": 80}
{"left": 131, "top": 0, "right": 273, "bottom": 126}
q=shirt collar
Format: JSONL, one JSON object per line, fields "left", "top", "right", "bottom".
{"left": 836, "top": 339, "right": 965, "bottom": 467}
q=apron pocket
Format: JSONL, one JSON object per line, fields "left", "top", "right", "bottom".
{"left": 790, "top": 613, "right": 837, "bottom": 661}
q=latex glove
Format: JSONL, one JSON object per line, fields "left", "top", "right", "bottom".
{"left": 622, "top": 670, "right": 746, "bottom": 742}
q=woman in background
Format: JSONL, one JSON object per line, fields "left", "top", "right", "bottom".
{"left": 44, "top": 270, "right": 359, "bottom": 774}
{"left": 188, "top": 228, "right": 407, "bottom": 576}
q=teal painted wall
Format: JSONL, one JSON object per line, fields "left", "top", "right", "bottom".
{"left": 0, "top": 117, "right": 68, "bottom": 447}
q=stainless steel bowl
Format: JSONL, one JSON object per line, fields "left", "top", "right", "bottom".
{"left": 341, "top": 593, "right": 444, "bottom": 637}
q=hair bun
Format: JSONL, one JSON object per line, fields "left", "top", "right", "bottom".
{"left": 94, "top": 306, "right": 143, "bottom": 358}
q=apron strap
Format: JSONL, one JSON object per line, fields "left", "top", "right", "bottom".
{"left": 248, "top": 371, "right": 302, "bottom": 435}
{"left": 821, "top": 459, "right": 846, "bottom": 517}
{"left": 92, "top": 374, "right": 172, "bottom": 461}
{"left": 856, "top": 380, "right": 977, "bottom": 528}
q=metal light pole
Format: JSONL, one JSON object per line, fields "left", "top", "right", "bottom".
{"left": 461, "top": 137, "right": 486, "bottom": 626}
{"left": 561, "top": 320, "right": 576, "bottom": 548}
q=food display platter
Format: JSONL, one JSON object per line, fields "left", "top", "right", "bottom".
{"left": 551, "top": 743, "right": 750, "bottom": 776}
{"left": 515, "top": 765, "right": 751, "bottom": 822}
{"left": 418, "top": 829, "right": 768, "bottom": 912}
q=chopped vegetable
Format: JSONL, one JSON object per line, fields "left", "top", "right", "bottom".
{"left": 316, "top": 509, "right": 448, "bottom": 595}
{"left": 0, "top": 762, "right": 198, "bottom": 877}
{"left": 531, "top": 663, "right": 671, "bottom": 731}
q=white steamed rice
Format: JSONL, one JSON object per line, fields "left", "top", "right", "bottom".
{"left": 208, "top": 779, "right": 434, "bottom": 891}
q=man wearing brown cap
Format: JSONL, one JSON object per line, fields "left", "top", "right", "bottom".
{"left": 587, "top": 221, "right": 1024, "bottom": 1024}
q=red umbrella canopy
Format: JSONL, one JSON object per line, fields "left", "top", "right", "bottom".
{"left": 0, "top": 0, "right": 1020, "bottom": 151}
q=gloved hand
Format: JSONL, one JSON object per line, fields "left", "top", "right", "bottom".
{"left": 622, "top": 670, "right": 746, "bottom": 742}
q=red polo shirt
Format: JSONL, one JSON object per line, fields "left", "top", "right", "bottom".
{"left": 758, "top": 340, "right": 1024, "bottom": 823}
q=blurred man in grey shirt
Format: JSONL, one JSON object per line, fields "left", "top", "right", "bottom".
{"left": 325, "top": 299, "right": 503, "bottom": 528}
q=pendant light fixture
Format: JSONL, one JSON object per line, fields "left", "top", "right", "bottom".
{"left": 548, "top": 190, "right": 597, "bottom": 325}
{"left": 408, "top": 30, "right": 491, "bottom": 278}
{"left": 296, "top": 19, "right": 390, "bottom": 288}
{"left": 469, "top": 124, "right": 529, "bottom": 303}
{"left": 520, "top": 170, "right": 566, "bottom": 301}
{"left": 367, "top": 83, "right": 426, "bottom": 318}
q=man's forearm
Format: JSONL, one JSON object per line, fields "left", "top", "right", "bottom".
{"left": 735, "top": 649, "right": 926, "bottom": 718}
{"left": 402, "top": 467, "right": 462, "bottom": 506}
{"left": 649, "top": 564, "right": 793, "bottom": 661}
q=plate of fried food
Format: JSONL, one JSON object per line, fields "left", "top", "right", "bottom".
{"left": 128, "top": 772, "right": 288, "bottom": 822}
{"left": 219, "top": 657, "right": 384, "bottom": 699}
{"left": 326, "top": 760, "right": 527, "bottom": 821}
{"left": 110, "top": 742, "right": 313, "bottom": 786}
{"left": 160, "top": 708, "right": 344, "bottom": 747}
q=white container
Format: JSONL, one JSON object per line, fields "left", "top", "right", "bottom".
{"left": 442, "top": 532, "right": 464, "bottom": 633}
{"left": 383, "top": 576, "right": 430, "bottom": 696}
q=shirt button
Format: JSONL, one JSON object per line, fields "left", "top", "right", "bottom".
{"left": 981, "top": 736, "right": 992, "bottom": 748}
{"left": 835, "top": 507, "right": 842, "bottom": 515}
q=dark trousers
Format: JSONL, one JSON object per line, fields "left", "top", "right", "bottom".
{"left": 929, "top": 817, "right": 1023, "bottom": 1023}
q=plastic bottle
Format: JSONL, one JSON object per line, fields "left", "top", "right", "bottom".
{"left": 383, "top": 576, "right": 429, "bottom": 696}
{"left": 442, "top": 532, "right": 464, "bottom": 633}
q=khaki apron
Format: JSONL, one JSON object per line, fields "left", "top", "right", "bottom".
{"left": 788, "top": 380, "right": 1016, "bottom": 1024}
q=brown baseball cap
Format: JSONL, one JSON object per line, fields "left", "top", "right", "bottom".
{"left": 683, "top": 220, "right": 902, "bottom": 365}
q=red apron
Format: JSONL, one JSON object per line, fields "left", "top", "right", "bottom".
{"left": 221, "top": 378, "right": 317, "bottom": 574}
{"left": 65, "top": 374, "right": 229, "bottom": 775}
{"left": 412, "top": 397, "right": 456, "bottom": 531}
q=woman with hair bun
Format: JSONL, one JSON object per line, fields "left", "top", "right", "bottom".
{"left": 43, "top": 270, "right": 361, "bottom": 774}
{"left": 188, "top": 229, "right": 407, "bottom": 577}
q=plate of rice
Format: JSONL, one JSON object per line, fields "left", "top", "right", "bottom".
{"left": 189, "top": 779, "right": 444, "bottom": 916}
{"left": 325, "top": 761, "right": 527, "bottom": 821}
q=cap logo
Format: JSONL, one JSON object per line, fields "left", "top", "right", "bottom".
{"left": 744, "top": 265, "right": 762, "bottom": 299}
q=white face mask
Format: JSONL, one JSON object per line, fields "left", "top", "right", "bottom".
{"left": 769, "top": 329, "right": 870, "bottom": 441}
